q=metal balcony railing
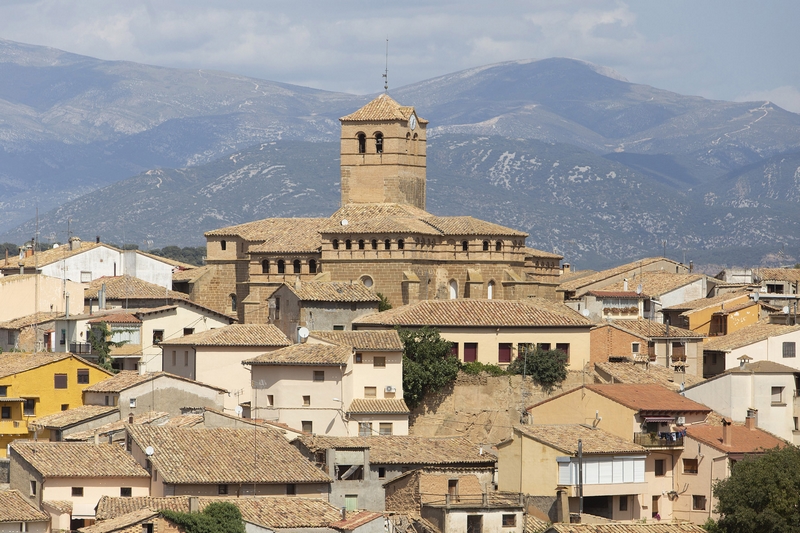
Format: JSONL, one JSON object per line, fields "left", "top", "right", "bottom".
{"left": 634, "top": 432, "right": 684, "bottom": 447}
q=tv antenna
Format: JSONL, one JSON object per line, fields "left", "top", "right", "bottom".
{"left": 382, "top": 38, "right": 389, "bottom": 92}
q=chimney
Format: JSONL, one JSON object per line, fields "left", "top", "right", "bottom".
{"left": 294, "top": 276, "right": 302, "bottom": 292}
{"left": 340, "top": 507, "right": 347, "bottom": 521}
{"left": 96, "top": 235, "right": 100, "bottom": 244}
{"left": 722, "top": 418, "right": 732, "bottom": 446}
{"left": 689, "top": 261, "right": 694, "bottom": 273}
{"left": 94, "top": 430, "right": 100, "bottom": 446}
{"left": 623, "top": 278, "right": 628, "bottom": 291}
{"left": 69, "top": 236, "right": 81, "bottom": 251}
{"left": 189, "top": 497, "right": 200, "bottom": 513}
{"left": 745, "top": 409, "right": 757, "bottom": 430}
{"left": 562, "top": 263, "right": 571, "bottom": 274}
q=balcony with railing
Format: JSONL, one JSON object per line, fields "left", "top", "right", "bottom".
{"left": 634, "top": 432, "right": 683, "bottom": 448}
{"left": 69, "top": 342, "right": 92, "bottom": 354}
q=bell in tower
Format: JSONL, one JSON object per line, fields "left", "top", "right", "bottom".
{"left": 339, "top": 94, "right": 427, "bottom": 210}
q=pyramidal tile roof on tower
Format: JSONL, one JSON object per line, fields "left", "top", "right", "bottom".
{"left": 339, "top": 93, "right": 427, "bottom": 123}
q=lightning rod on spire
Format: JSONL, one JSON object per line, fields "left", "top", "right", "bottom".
{"left": 383, "top": 39, "right": 389, "bottom": 93}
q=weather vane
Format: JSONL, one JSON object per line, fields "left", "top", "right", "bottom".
{"left": 382, "top": 38, "right": 389, "bottom": 93}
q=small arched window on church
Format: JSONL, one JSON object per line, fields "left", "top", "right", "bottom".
{"left": 371, "top": 239, "right": 378, "bottom": 250}
{"left": 375, "top": 132, "right": 384, "bottom": 154}
{"left": 357, "top": 133, "right": 366, "bottom": 154}
{"left": 384, "top": 239, "right": 391, "bottom": 250}
{"left": 487, "top": 281, "right": 495, "bottom": 300}
{"left": 405, "top": 132, "right": 410, "bottom": 153}
{"left": 293, "top": 260, "right": 301, "bottom": 274}
{"left": 261, "top": 260, "right": 270, "bottom": 274}
{"left": 397, "top": 239, "right": 405, "bottom": 250}
{"left": 358, "top": 239, "right": 365, "bottom": 250}
{"left": 220, "top": 240, "right": 227, "bottom": 251}
{"left": 496, "top": 241, "right": 502, "bottom": 252}
{"left": 449, "top": 280, "right": 458, "bottom": 300}
{"left": 277, "top": 260, "right": 285, "bottom": 274}
{"left": 462, "top": 241, "right": 468, "bottom": 252}
{"left": 308, "top": 259, "right": 317, "bottom": 274}
{"left": 230, "top": 294, "right": 237, "bottom": 312}
{"left": 345, "top": 239, "right": 352, "bottom": 250}
{"left": 483, "top": 241, "right": 490, "bottom": 251}
{"left": 332, "top": 239, "right": 339, "bottom": 250}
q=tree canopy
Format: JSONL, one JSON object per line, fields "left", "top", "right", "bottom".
{"left": 399, "top": 326, "right": 460, "bottom": 410}
{"left": 89, "top": 321, "right": 127, "bottom": 372}
{"left": 507, "top": 347, "right": 568, "bottom": 391}
{"left": 161, "top": 502, "right": 245, "bottom": 533}
{"left": 710, "top": 445, "right": 800, "bottom": 533}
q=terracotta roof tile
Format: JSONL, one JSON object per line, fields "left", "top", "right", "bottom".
{"left": 321, "top": 217, "right": 440, "bottom": 235}
{"left": 712, "top": 300, "right": 757, "bottom": 314}
{"left": 30, "top": 405, "right": 118, "bottom": 430}
{"left": 42, "top": 500, "right": 73, "bottom": 514}
{"left": 206, "top": 218, "right": 326, "bottom": 252}
{"left": 245, "top": 344, "right": 351, "bottom": 366}
{"left": 172, "top": 264, "right": 212, "bottom": 282}
{"left": 601, "top": 271, "right": 705, "bottom": 297}
{"left": 329, "top": 511, "right": 384, "bottom": 529}
{"left": 597, "top": 319, "right": 705, "bottom": 339}
{"left": 84, "top": 275, "right": 188, "bottom": 301}
{"left": 584, "top": 384, "right": 711, "bottom": 414}
{"left": 96, "top": 496, "right": 192, "bottom": 520}
{"left": 0, "top": 352, "right": 109, "bottom": 380}
{"left": 726, "top": 360, "right": 799, "bottom": 374}
{"left": 686, "top": 423, "right": 786, "bottom": 454}
{"left": 0, "top": 312, "right": 60, "bottom": 329}
{"left": 756, "top": 267, "right": 800, "bottom": 283}
{"left": 64, "top": 412, "right": 169, "bottom": 441}
{"left": 88, "top": 312, "right": 142, "bottom": 324}
{"left": 10, "top": 441, "right": 150, "bottom": 478}
{"left": 158, "top": 413, "right": 206, "bottom": 428}
{"left": 159, "top": 324, "right": 291, "bottom": 347}
{"left": 347, "top": 399, "right": 410, "bottom": 414}
{"left": 0, "top": 490, "right": 50, "bottom": 522}
{"left": 309, "top": 330, "right": 403, "bottom": 351}
{"left": 354, "top": 298, "right": 592, "bottom": 328}
{"left": 3, "top": 241, "right": 104, "bottom": 269}
{"left": 593, "top": 361, "right": 704, "bottom": 390}
{"left": 662, "top": 290, "right": 752, "bottom": 312}
{"left": 586, "top": 291, "right": 645, "bottom": 299}
{"left": 514, "top": 424, "right": 646, "bottom": 455}
{"left": 294, "top": 282, "right": 381, "bottom": 302}
{"left": 340, "top": 94, "right": 421, "bottom": 122}
{"left": 703, "top": 320, "right": 800, "bottom": 352}
{"left": 83, "top": 371, "right": 226, "bottom": 393}
{"left": 423, "top": 216, "right": 526, "bottom": 237}
{"left": 297, "top": 435, "right": 494, "bottom": 465}
{"left": 79, "top": 509, "right": 160, "bottom": 533}
{"left": 525, "top": 247, "right": 563, "bottom": 260}
{"left": 546, "top": 524, "right": 707, "bottom": 533}
{"left": 127, "top": 426, "right": 331, "bottom": 484}
{"left": 330, "top": 203, "right": 430, "bottom": 223}
{"left": 557, "top": 258, "right": 669, "bottom": 293}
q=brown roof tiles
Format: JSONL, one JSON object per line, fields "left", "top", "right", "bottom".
{"left": 514, "top": 424, "right": 646, "bottom": 455}
{"left": 597, "top": 319, "right": 705, "bottom": 339}
{"left": 687, "top": 423, "right": 786, "bottom": 454}
{"left": 557, "top": 257, "right": 668, "bottom": 293}
{"left": 309, "top": 330, "right": 403, "bottom": 351}
{"left": 30, "top": 405, "right": 118, "bottom": 430}
{"left": 662, "top": 290, "right": 752, "bottom": 312}
{"left": 756, "top": 267, "right": 800, "bottom": 283}
{"left": 0, "top": 352, "right": 109, "bottom": 380}
{"left": 546, "top": 524, "right": 707, "bottom": 533}
{"left": 585, "top": 384, "right": 711, "bottom": 414}
{"left": 85, "top": 275, "right": 189, "bottom": 301}
{"left": 601, "top": 271, "right": 705, "bottom": 297}
{"left": 0, "top": 312, "right": 60, "bottom": 330}
{"left": 79, "top": 509, "right": 160, "bottom": 533}
{"left": 293, "top": 282, "right": 381, "bottom": 302}
{"left": 245, "top": 343, "right": 352, "bottom": 366}
{"left": 0, "top": 490, "right": 50, "bottom": 522}
{"left": 593, "top": 361, "right": 705, "bottom": 390}
{"left": 10, "top": 441, "right": 150, "bottom": 478}
{"left": 83, "top": 371, "right": 225, "bottom": 393}
{"left": 158, "top": 324, "right": 291, "bottom": 347}
{"left": 340, "top": 94, "right": 422, "bottom": 123}
{"left": 347, "top": 398, "right": 410, "bottom": 414}
{"left": 703, "top": 320, "right": 800, "bottom": 352}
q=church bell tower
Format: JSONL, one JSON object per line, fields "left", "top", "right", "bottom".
{"left": 339, "top": 94, "right": 427, "bottom": 210}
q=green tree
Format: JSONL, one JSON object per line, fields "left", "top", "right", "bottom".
{"left": 89, "top": 321, "right": 127, "bottom": 372}
{"left": 377, "top": 292, "right": 392, "bottom": 312}
{"left": 508, "top": 347, "right": 568, "bottom": 392}
{"left": 161, "top": 502, "right": 245, "bottom": 533}
{"left": 711, "top": 446, "right": 800, "bottom": 533}
{"left": 400, "top": 326, "right": 460, "bottom": 410}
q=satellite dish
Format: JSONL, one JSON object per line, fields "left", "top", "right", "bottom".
{"left": 341, "top": 219, "right": 349, "bottom": 226}
{"left": 752, "top": 292, "right": 760, "bottom": 302}
{"left": 235, "top": 405, "right": 243, "bottom": 416}
{"left": 52, "top": 243, "right": 59, "bottom": 249}
{"left": 298, "top": 327, "right": 310, "bottom": 339}
{"left": 145, "top": 446, "right": 154, "bottom": 457}
{"left": 581, "top": 309, "right": 590, "bottom": 317}
{"left": 636, "top": 284, "right": 642, "bottom": 295}
{"left": 783, "top": 306, "right": 790, "bottom": 314}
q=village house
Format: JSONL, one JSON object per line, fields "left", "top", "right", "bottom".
{"left": 78, "top": 508, "right": 186, "bottom": 533}
{"left": 159, "top": 323, "right": 291, "bottom": 412}
{"left": 83, "top": 275, "right": 195, "bottom": 312}
{"left": 0, "top": 312, "right": 62, "bottom": 352}
{"left": 244, "top": 330, "right": 408, "bottom": 436}
{"left": 683, "top": 360, "right": 800, "bottom": 444}
{"left": 527, "top": 384, "right": 713, "bottom": 522}
{"left": 29, "top": 404, "right": 119, "bottom": 442}
{"left": 1, "top": 237, "right": 192, "bottom": 288}
{"left": 496, "top": 424, "right": 649, "bottom": 522}
{"left": 0, "top": 274, "right": 83, "bottom": 322}
{"left": 9, "top": 440, "right": 150, "bottom": 530}
{"left": 353, "top": 298, "right": 593, "bottom": 368}
{"left": 661, "top": 290, "right": 766, "bottom": 338}
{"left": 385, "top": 468, "right": 524, "bottom": 533}
{"left": 82, "top": 370, "right": 226, "bottom": 417}
{"left": 0, "top": 352, "right": 111, "bottom": 457}
{"left": 589, "top": 319, "right": 705, "bottom": 378}
{"left": 754, "top": 267, "right": 800, "bottom": 296}
{"left": 63, "top": 411, "right": 170, "bottom": 444}
{"left": 126, "top": 425, "right": 331, "bottom": 498}
{"left": 0, "top": 489, "right": 51, "bottom": 533}
{"left": 294, "top": 434, "right": 496, "bottom": 512}
{"left": 701, "top": 319, "right": 800, "bottom": 377}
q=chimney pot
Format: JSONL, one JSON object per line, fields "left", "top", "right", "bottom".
{"left": 722, "top": 418, "right": 732, "bottom": 446}
{"left": 745, "top": 415, "right": 756, "bottom": 430}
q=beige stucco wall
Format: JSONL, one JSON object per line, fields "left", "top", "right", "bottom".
{"left": 0, "top": 521, "right": 48, "bottom": 533}
{"left": 715, "top": 329, "right": 800, "bottom": 373}
{"left": 43, "top": 476, "right": 149, "bottom": 518}
{"left": 527, "top": 389, "right": 637, "bottom": 441}
{"left": 673, "top": 436, "right": 728, "bottom": 524}
{"left": 0, "top": 275, "right": 83, "bottom": 322}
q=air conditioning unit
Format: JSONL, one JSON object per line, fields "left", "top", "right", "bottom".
{"left": 676, "top": 416, "right": 686, "bottom": 426}
{"left": 384, "top": 386, "right": 396, "bottom": 393}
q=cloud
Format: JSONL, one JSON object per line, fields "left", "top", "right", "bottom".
{"left": 737, "top": 86, "right": 800, "bottom": 114}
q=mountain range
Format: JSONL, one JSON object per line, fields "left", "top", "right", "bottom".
{"left": 1, "top": 38, "right": 799, "bottom": 269}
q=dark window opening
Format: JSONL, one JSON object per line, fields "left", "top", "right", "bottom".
{"left": 72, "top": 487, "right": 84, "bottom": 497}
{"left": 345, "top": 239, "right": 352, "bottom": 250}
{"left": 332, "top": 239, "right": 340, "bottom": 250}
{"left": 54, "top": 374, "right": 67, "bottom": 389}
{"left": 336, "top": 465, "right": 364, "bottom": 480}
{"left": 183, "top": 328, "right": 194, "bottom": 336}
{"left": 502, "top": 515, "right": 516, "bottom": 528}
{"left": 371, "top": 239, "right": 378, "bottom": 250}
{"left": 121, "top": 487, "right": 132, "bottom": 497}
{"left": 262, "top": 260, "right": 270, "bottom": 274}
{"left": 655, "top": 459, "right": 666, "bottom": 476}
{"left": 287, "top": 483, "right": 297, "bottom": 495}
{"left": 1, "top": 406, "right": 10, "bottom": 419}
{"left": 277, "top": 260, "right": 286, "bottom": 274}
{"left": 461, "top": 241, "right": 468, "bottom": 251}
{"left": 464, "top": 343, "right": 478, "bottom": 363}
{"left": 358, "top": 239, "right": 365, "bottom": 250}
{"left": 483, "top": 240, "right": 489, "bottom": 251}
{"left": 384, "top": 239, "right": 391, "bottom": 250}
{"left": 357, "top": 133, "right": 366, "bottom": 154}
{"left": 220, "top": 240, "right": 227, "bottom": 251}
{"left": 556, "top": 343, "right": 570, "bottom": 363}
{"left": 230, "top": 293, "right": 237, "bottom": 312}
{"left": 375, "top": 132, "right": 384, "bottom": 153}
{"left": 293, "top": 259, "right": 301, "bottom": 274}
{"left": 309, "top": 259, "right": 317, "bottom": 274}
{"left": 498, "top": 343, "right": 512, "bottom": 363}
{"left": 77, "top": 369, "right": 89, "bottom": 384}
{"left": 218, "top": 484, "right": 228, "bottom": 495}
{"left": 496, "top": 241, "right": 502, "bottom": 251}
{"left": 397, "top": 239, "right": 405, "bottom": 250}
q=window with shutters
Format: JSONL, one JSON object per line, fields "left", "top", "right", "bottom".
{"left": 77, "top": 369, "right": 89, "bottom": 384}
{"left": 784, "top": 342, "right": 796, "bottom": 358}
{"left": 54, "top": 374, "right": 67, "bottom": 389}
{"left": 464, "top": 343, "right": 478, "bottom": 363}
{"left": 498, "top": 343, "right": 512, "bottom": 363}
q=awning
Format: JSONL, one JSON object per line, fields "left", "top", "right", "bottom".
{"left": 0, "top": 398, "right": 24, "bottom": 402}
{"left": 644, "top": 416, "right": 675, "bottom": 423}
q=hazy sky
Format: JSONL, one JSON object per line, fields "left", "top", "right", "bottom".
{"left": 1, "top": 0, "right": 799, "bottom": 111}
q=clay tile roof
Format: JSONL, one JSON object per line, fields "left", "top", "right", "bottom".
{"left": 601, "top": 271, "right": 705, "bottom": 296}
{"left": 525, "top": 247, "right": 563, "bottom": 260}
{"left": 756, "top": 267, "right": 800, "bottom": 283}
{"left": 423, "top": 216, "right": 527, "bottom": 237}
{"left": 294, "top": 282, "right": 381, "bottom": 302}
{"left": 321, "top": 217, "right": 440, "bottom": 235}
{"left": 206, "top": 219, "right": 326, "bottom": 253}
{"left": 79, "top": 509, "right": 160, "bottom": 533}
{"left": 599, "top": 319, "right": 705, "bottom": 339}
{"left": 83, "top": 371, "right": 226, "bottom": 393}
{"left": 727, "top": 360, "right": 799, "bottom": 374}
{"left": 347, "top": 398, "right": 410, "bottom": 414}
{"left": 84, "top": 275, "right": 188, "bottom": 300}
{"left": 309, "top": 330, "right": 403, "bottom": 351}
{"left": 329, "top": 511, "right": 384, "bottom": 530}
{"left": 0, "top": 490, "right": 50, "bottom": 522}
{"left": 686, "top": 423, "right": 786, "bottom": 454}
{"left": 340, "top": 94, "right": 421, "bottom": 122}
{"left": 297, "top": 435, "right": 494, "bottom": 465}
{"left": 586, "top": 291, "right": 645, "bottom": 299}
{"left": 158, "top": 324, "right": 291, "bottom": 347}
{"left": 95, "top": 496, "right": 192, "bottom": 520}
{"left": 127, "top": 426, "right": 331, "bottom": 484}
{"left": 245, "top": 343, "right": 352, "bottom": 366}
{"left": 43, "top": 500, "right": 74, "bottom": 514}
{"left": 5, "top": 241, "right": 104, "bottom": 269}
{"left": 330, "top": 203, "right": 431, "bottom": 223}
{"left": 65, "top": 411, "right": 169, "bottom": 441}
{"left": 557, "top": 257, "right": 673, "bottom": 293}
{"left": 30, "top": 405, "right": 118, "bottom": 430}
{"left": 10, "top": 442, "right": 150, "bottom": 478}
{"left": 584, "top": 384, "right": 711, "bottom": 413}
{"left": 545, "top": 524, "right": 707, "bottom": 533}
{"left": 713, "top": 300, "right": 757, "bottom": 314}
{"left": 662, "top": 290, "right": 752, "bottom": 312}
{"left": 0, "top": 352, "right": 108, "bottom": 380}
{"left": 0, "top": 312, "right": 61, "bottom": 329}
{"left": 172, "top": 264, "right": 211, "bottom": 282}
{"left": 514, "top": 424, "right": 646, "bottom": 455}
{"left": 593, "top": 361, "right": 705, "bottom": 390}
{"left": 88, "top": 313, "right": 141, "bottom": 325}
{"left": 703, "top": 321, "right": 800, "bottom": 352}
{"left": 354, "top": 299, "right": 593, "bottom": 328}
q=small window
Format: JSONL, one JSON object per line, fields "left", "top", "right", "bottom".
{"left": 450, "top": 343, "right": 459, "bottom": 358}
{"left": 293, "top": 259, "right": 301, "bottom": 274}
{"left": 0, "top": 385, "right": 6, "bottom": 397}
{"left": 77, "top": 369, "right": 89, "bottom": 384}
{"left": 287, "top": 483, "right": 297, "bottom": 496}
{"left": 379, "top": 422, "right": 393, "bottom": 436}
{"left": 502, "top": 515, "right": 516, "bottom": 528}
{"left": 130, "top": 398, "right": 137, "bottom": 408}
{"left": 482, "top": 241, "right": 489, "bottom": 251}
{"left": 374, "top": 356, "right": 386, "bottom": 368}
{"left": 487, "top": 281, "right": 494, "bottom": 299}
{"left": 784, "top": 342, "right": 796, "bottom": 358}
{"left": 80, "top": 271, "right": 92, "bottom": 283}
{"left": 261, "top": 259, "right": 270, "bottom": 273}
{"left": 357, "top": 133, "right": 366, "bottom": 154}
{"left": 72, "top": 487, "right": 84, "bottom": 497}
{"left": 384, "top": 239, "right": 391, "bottom": 250}
{"left": 333, "top": 325, "right": 345, "bottom": 331}
{"left": 220, "top": 240, "right": 227, "bottom": 251}
{"left": 267, "top": 395, "right": 274, "bottom": 406}
{"left": 655, "top": 459, "right": 665, "bottom": 476}
{"left": 30, "top": 481, "right": 36, "bottom": 496}
{"left": 683, "top": 458, "right": 698, "bottom": 474}
{"left": 61, "top": 404, "right": 68, "bottom": 411}
{"left": 309, "top": 259, "right": 317, "bottom": 274}
{"left": 378, "top": 467, "right": 386, "bottom": 478}
{"left": 275, "top": 297, "right": 281, "bottom": 320}
{"left": 397, "top": 239, "right": 405, "bottom": 250}
{"left": 333, "top": 239, "right": 340, "bottom": 250}
{"left": 358, "top": 239, "right": 365, "bottom": 250}
{"left": 152, "top": 330, "right": 164, "bottom": 345}
{"left": 496, "top": 241, "right": 503, "bottom": 252}
{"left": 313, "top": 371, "right": 325, "bottom": 382}
{"left": 538, "top": 343, "right": 551, "bottom": 351}
{"left": 359, "top": 422, "right": 372, "bottom": 437}
{"left": 1, "top": 406, "right": 10, "bottom": 419}
{"left": 302, "top": 421, "right": 313, "bottom": 433}
{"left": 619, "top": 496, "right": 628, "bottom": 511}
{"left": 556, "top": 343, "right": 570, "bottom": 362}
{"left": 772, "top": 386, "right": 785, "bottom": 405}
{"left": 184, "top": 351, "right": 189, "bottom": 366}
{"left": 464, "top": 343, "right": 478, "bottom": 363}
{"left": 631, "top": 342, "right": 640, "bottom": 354}
{"left": 498, "top": 343, "right": 512, "bottom": 364}
{"left": 449, "top": 279, "right": 458, "bottom": 299}
{"left": 355, "top": 353, "right": 363, "bottom": 364}
{"left": 230, "top": 294, "right": 237, "bottom": 311}
{"left": 120, "top": 487, "right": 132, "bottom": 497}
{"left": 365, "top": 386, "right": 377, "bottom": 398}
{"left": 345, "top": 239, "right": 352, "bottom": 250}
{"left": 692, "top": 495, "right": 707, "bottom": 511}
{"left": 371, "top": 239, "right": 378, "bottom": 250}
{"left": 218, "top": 484, "right": 228, "bottom": 495}
{"left": 171, "top": 351, "right": 176, "bottom": 366}
{"left": 183, "top": 328, "right": 194, "bottom": 336}
{"left": 461, "top": 241, "right": 468, "bottom": 251}
{"left": 375, "top": 132, "right": 384, "bottom": 153}
{"left": 104, "top": 395, "right": 110, "bottom": 406}
{"left": 54, "top": 374, "right": 67, "bottom": 389}
{"left": 277, "top": 260, "right": 286, "bottom": 274}
{"left": 23, "top": 398, "right": 35, "bottom": 416}
{"left": 303, "top": 395, "right": 311, "bottom": 406}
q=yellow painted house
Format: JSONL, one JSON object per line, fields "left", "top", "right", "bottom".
{"left": 0, "top": 352, "right": 112, "bottom": 457}
{"left": 661, "top": 291, "right": 765, "bottom": 339}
